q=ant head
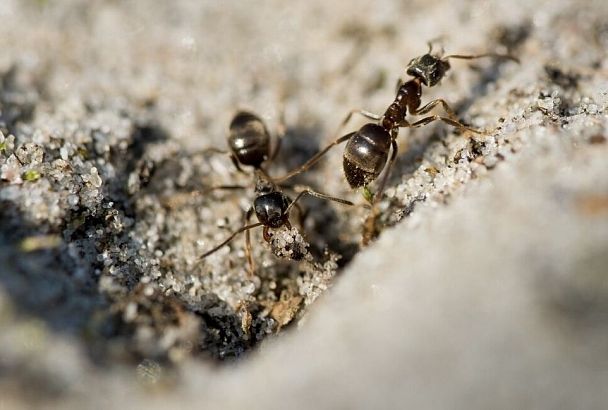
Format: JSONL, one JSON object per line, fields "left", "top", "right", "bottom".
{"left": 254, "top": 191, "right": 291, "bottom": 228}
{"left": 406, "top": 54, "right": 451, "bottom": 87}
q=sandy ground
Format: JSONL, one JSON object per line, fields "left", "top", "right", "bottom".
{"left": 1, "top": 0, "right": 607, "bottom": 408}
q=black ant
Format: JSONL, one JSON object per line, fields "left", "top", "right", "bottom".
{"left": 199, "top": 110, "right": 353, "bottom": 274}
{"left": 274, "top": 44, "right": 518, "bottom": 243}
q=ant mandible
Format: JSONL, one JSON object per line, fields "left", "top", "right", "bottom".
{"left": 274, "top": 43, "right": 518, "bottom": 243}
{"left": 200, "top": 110, "right": 354, "bottom": 274}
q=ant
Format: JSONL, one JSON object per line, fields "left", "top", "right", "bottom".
{"left": 199, "top": 110, "right": 354, "bottom": 275}
{"left": 273, "top": 43, "right": 518, "bottom": 243}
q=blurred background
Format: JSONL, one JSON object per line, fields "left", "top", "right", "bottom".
{"left": 1, "top": 0, "right": 607, "bottom": 408}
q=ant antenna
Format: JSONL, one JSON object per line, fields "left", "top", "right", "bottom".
{"left": 442, "top": 52, "right": 520, "bottom": 64}
{"left": 284, "top": 186, "right": 354, "bottom": 215}
{"left": 200, "top": 222, "right": 263, "bottom": 259}
{"left": 426, "top": 36, "right": 446, "bottom": 55}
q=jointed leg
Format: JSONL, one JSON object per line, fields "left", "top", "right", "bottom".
{"left": 411, "top": 98, "right": 460, "bottom": 121}
{"left": 263, "top": 226, "right": 271, "bottom": 242}
{"left": 411, "top": 100, "right": 488, "bottom": 135}
{"left": 208, "top": 184, "right": 249, "bottom": 191}
{"left": 372, "top": 139, "right": 399, "bottom": 207}
{"left": 284, "top": 187, "right": 354, "bottom": 215}
{"left": 200, "top": 222, "right": 263, "bottom": 259}
{"left": 292, "top": 202, "right": 306, "bottom": 228}
{"left": 194, "top": 147, "right": 247, "bottom": 174}
{"left": 395, "top": 78, "right": 404, "bottom": 94}
{"left": 244, "top": 207, "right": 255, "bottom": 276}
{"left": 274, "top": 132, "right": 356, "bottom": 183}
{"left": 362, "top": 138, "right": 398, "bottom": 245}
{"left": 274, "top": 109, "right": 381, "bottom": 183}
{"left": 161, "top": 191, "right": 203, "bottom": 210}
{"left": 200, "top": 147, "right": 229, "bottom": 155}
{"left": 339, "top": 109, "right": 382, "bottom": 130}
{"left": 161, "top": 185, "right": 247, "bottom": 209}
{"left": 269, "top": 105, "right": 287, "bottom": 163}
{"left": 405, "top": 115, "right": 484, "bottom": 135}
{"left": 230, "top": 154, "right": 247, "bottom": 174}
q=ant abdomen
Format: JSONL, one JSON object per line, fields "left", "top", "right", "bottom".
{"left": 343, "top": 123, "right": 392, "bottom": 188}
{"left": 228, "top": 111, "right": 271, "bottom": 167}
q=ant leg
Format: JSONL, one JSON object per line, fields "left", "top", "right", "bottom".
{"left": 209, "top": 184, "right": 248, "bottom": 191}
{"left": 274, "top": 132, "right": 356, "bottom": 183}
{"left": 362, "top": 138, "right": 398, "bottom": 245}
{"left": 230, "top": 154, "right": 247, "bottom": 174}
{"left": 292, "top": 203, "right": 306, "bottom": 228}
{"left": 411, "top": 99, "right": 460, "bottom": 121}
{"left": 161, "top": 185, "right": 247, "bottom": 209}
{"left": 263, "top": 226, "right": 272, "bottom": 242}
{"left": 269, "top": 105, "right": 286, "bottom": 163}
{"left": 199, "top": 222, "right": 263, "bottom": 259}
{"left": 200, "top": 147, "right": 229, "bottom": 155}
{"left": 274, "top": 109, "right": 381, "bottom": 183}
{"left": 395, "top": 78, "right": 404, "bottom": 94}
{"left": 197, "top": 148, "right": 247, "bottom": 174}
{"left": 244, "top": 207, "right": 256, "bottom": 276}
{"left": 339, "top": 109, "right": 382, "bottom": 132}
{"left": 372, "top": 138, "right": 399, "bottom": 206}
{"left": 285, "top": 187, "right": 354, "bottom": 215}
{"left": 404, "top": 115, "right": 485, "bottom": 135}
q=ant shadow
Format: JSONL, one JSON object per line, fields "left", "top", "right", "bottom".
{"left": 455, "top": 58, "right": 514, "bottom": 115}
{"left": 453, "top": 21, "right": 532, "bottom": 116}
{"left": 269, "top": 123, "right": 325, "bottom": 179}
{"left": 0, "top": 207, "right": 105, "bottom": 335}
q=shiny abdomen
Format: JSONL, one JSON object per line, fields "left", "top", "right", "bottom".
{"left": 343, "top": 123, "right": 392, "bottom": 188}
{"left": 228, "top": 111, "right": 271, "bottom": 167}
